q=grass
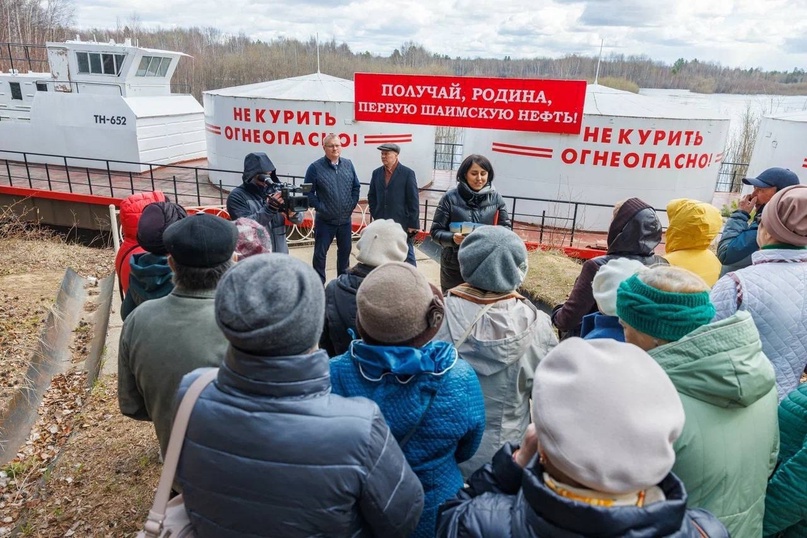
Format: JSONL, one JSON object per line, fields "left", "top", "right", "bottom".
{"left": 520, "top": 249, "right": 582, "bottom": 308}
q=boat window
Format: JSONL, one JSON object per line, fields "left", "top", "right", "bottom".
{"left": 89, "top": 53, "right": 103, "bottom": 74}
{"left": 77, "top": 52, "right": 90, "bottom": 73}
{"left": 36, "top": 83, "right": 48, "bottom": 92}
{"left": 136, "top": 56, "right": 150, "bottom": 76}
{"left": 102, "top": 54, "right": 116, "bottom": 75}
{"left": 157, "top": 57, "right": 171, "bottom": 77}
{"left": 115, "top": 54, "right": 126, "bottom": 75}
{"left": 146, "top": 57, "right": 161, "bottom": 76}
{"left": 10, "top": 82, "right": 22, "bottom": 100}
{"left": 135, "top": 55, "right": 172, "bottom": 77}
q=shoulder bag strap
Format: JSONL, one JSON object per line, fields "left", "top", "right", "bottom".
{"left": 454, "top": 302, "right": 495, "bottom": 349}
{"left": 142, "top": 368, "right": 219, "bottom": 537}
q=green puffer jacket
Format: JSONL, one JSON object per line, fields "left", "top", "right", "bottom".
{"left": 763, "top": 384, "right": 807, "bottom": 538}
{"left": 649, "top": 311, "right": 780, "bottom": 538}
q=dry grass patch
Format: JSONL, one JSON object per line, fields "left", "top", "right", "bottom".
{"left": 521, "top": 249, "right": 582, "bottom": 308}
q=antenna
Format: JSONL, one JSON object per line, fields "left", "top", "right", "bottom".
{"left": 594, "top": 38, "right": 604, "bottom": 85}
{"left": 316, "top": 33, "right": 321, "bottom": 73}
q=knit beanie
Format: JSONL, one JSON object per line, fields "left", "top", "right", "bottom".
{"left": 458, "top": 225, "right": 528, "bottom": 293}
{"left": 592, "top": 258, "right": 646, "bottom": 316}
{"left": 761, "top": 185, "right": 807, "bottom": 246}
{"left": 137, "top": 202, "right": 187, "bottom": 255}
{"left": 215, "top": 254, "right": 324, "bottom": 356}
{"left": 532, "top": 338, "right": 685, "bottom": 494}
{"left": 234, "top": 217, "right": 273, "bottom": 260}
{"left": 356, "top": 219, "right": 408, "bottom": 267}
{"left": 616, "top": 273, "right": 715, "bottom": 342}
{"left": 607, "top": 198, "right": 652, "bottom": 247}
{"left": 356, "top": 262, "right": 444, "bottom": 347}
{"left": 164, "top": 213, "right": 238, "bottom": 268}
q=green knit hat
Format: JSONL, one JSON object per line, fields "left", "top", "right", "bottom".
{"left": 616, "top": 274, "right": 715, "bottom": 342}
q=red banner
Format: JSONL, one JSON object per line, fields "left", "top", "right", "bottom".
{"left": 354, "top": 73, "right": 586, "bottom": 135}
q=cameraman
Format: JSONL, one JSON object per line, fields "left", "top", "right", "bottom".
{"left": 226, "top": 152, "right": 304, "bottom": 254}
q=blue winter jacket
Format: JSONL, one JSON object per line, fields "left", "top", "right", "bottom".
{"left": 304, "top": 156, "right": 361, "bottom": 225}
{"left": 121, "top": 252, "right": 173, "bottom": 320}
{"left": 331, "top": 340, "right": 486, "bottom": 538}
{"left": 717, "top": 208, "right": 760, "bottom": 275}
{"left": 580, "top": 312, "right": 625, "bottom": 341}
{"left": 175, "top": 348, "right": 424, "bottom": 538}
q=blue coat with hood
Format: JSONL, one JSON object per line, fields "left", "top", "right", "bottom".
{"left": 226, "top": 152, "right": 303, "bottom": 254}
{"left": 437, "top": 443, "right": 729, "bottom": 538}
{"left": 331, "top": 340, "right": 486, "bottom": 538}
{"left": 121, "top": 252, "right": 173, "bottom": 320}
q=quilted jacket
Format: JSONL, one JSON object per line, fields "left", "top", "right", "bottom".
{"left": 649, "top": 311, "right": 780, "bottom": 538}
{"left": 433, "top": 290, "right": 556, "bottom": 478}
{"left": 304, "top": 156, "right": 361, "bottom": 225}
{"left": 114, "top": 191, "right": 166, "bottom": 297}
{"left": 319, "top": 264, "right": 373, "bottom": 357}
{"left": 330, "top": 340, "right": 486, "bottom": 538}
{"left": 176, "top": 349, "right": 424, "bottom": 538}
{"left": 663, "top": 198, "right": 723, "bottom": 286}
{"left": 711, "top": 247, "right": 807, "bottom": 400}
{"left": 437, "top": 443, "right": 729, "bottom": 538}
{"left": 763, "top": 383, "right": 807, "bottom": 538}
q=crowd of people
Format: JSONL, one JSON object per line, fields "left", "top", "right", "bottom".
{"left": 113, "top": 139, "right": 807, "bottom": 538}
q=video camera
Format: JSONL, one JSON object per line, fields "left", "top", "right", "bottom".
{"left": 260, "top": 174, "right": 311, "bottom": 214}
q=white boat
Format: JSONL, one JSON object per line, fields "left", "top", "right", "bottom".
{"left": 0, "top": 37, "right": 205, "bottom": 172}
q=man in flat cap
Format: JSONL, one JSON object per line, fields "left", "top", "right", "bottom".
{"left": 367, "top": 143, "right": 420, "bottom": 265}
{"left": 118, "top": 213, "right": 238, "bottom": 457}
{"left": 717, "top": 167, "right": 800, "bottom": 275}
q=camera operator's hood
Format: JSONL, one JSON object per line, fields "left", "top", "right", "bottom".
{"left": 242, "top": 152, "right": 277, "bottom": 182}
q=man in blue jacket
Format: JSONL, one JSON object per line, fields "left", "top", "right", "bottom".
{"left": 717, "top": 167, "right": 800, "bottom": 275}
{"left": 368, "top": 143, "right": 420, "bottom": 265}
{"left": 304, "top": 134, "right": 361, "bottom": 282}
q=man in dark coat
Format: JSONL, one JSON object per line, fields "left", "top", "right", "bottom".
{"left": 304, "top": 134, "right": 361, "bottom": 283}
{"left": 368, "top": 143, "right": 420, "bottom": 265}
{"left": 226, "top": 152, "right": 303, "bottom": 255}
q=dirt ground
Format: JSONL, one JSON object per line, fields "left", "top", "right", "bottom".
{"left": 0, "top": 235, "right": 160, "bottom": 537}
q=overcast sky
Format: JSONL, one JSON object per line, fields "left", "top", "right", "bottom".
{"left": 73, "top": 0, "right": 807, "bottom": 71}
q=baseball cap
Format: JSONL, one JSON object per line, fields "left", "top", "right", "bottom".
{"left": 742, "top": 167, "right": 800, "bottom": 190}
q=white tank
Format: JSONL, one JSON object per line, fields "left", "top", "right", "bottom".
{"left": 462, "top": 84, "right": 731, "bottom": 231}
{"left": 748, "top": 111, "right": 807, "bottom": 182}
{"left": 204, "top": 73, "right": 436, "bottom": 191}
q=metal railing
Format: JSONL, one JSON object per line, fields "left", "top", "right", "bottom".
{"left": 1, "top": 42, "right": 48, "bottom": 73}
{"left": 433, "top": 142, "right": 464, "bottom": 170}
{"left": 715, "top": 161, "right": 749, "bottom": 193}
{"left": 2, "top": 150, "right": 661, "bottom": 249}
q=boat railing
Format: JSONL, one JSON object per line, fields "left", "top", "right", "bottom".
{"left": 0, "top": 42, "right": 48, "bottom": 73}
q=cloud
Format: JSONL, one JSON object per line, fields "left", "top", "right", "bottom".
{"left": 69, "top": 0, "right": 807, "bottom": 71}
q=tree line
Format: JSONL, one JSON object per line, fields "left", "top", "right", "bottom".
{"left": 2, "top": 0, "right": 807, "bottom": 101}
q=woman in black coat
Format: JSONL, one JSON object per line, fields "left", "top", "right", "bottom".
{"left": 430, "top": 154, "right": 511, "bottom": 293}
